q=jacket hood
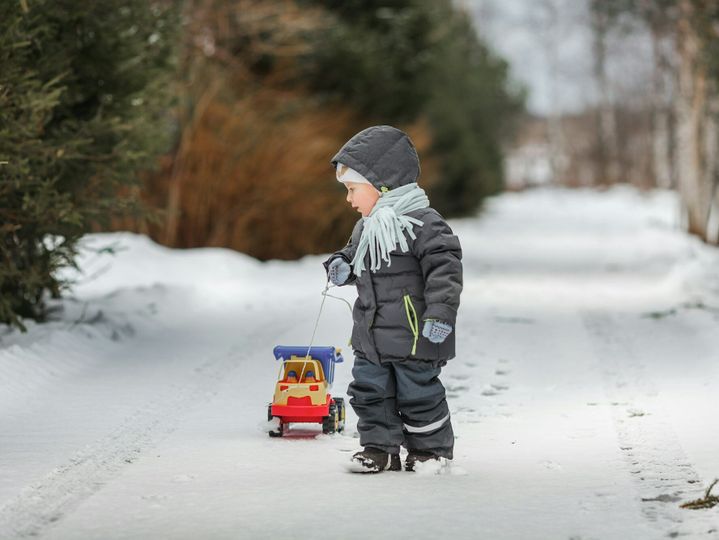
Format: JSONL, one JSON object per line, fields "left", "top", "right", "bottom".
{"left": 330, "top": 125, "right": 421, "bottom": 191}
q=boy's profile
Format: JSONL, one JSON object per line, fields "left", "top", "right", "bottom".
{"left": 322, "top": 125, "right": 463, "bottom": 473}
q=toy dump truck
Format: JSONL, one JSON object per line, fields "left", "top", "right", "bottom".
{"left": 267, "top": 345, "right": 345, "bottom": 437}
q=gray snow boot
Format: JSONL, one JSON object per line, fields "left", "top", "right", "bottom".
{"left": 349, "top": 447, "right": 401, "bottom": 473}
{"left": 405, "top": 450, "right": 442, "bottom": 472}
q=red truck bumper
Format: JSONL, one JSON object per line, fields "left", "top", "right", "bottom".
{"left": 272, "top": 395, "right": 331, "bottom": 423}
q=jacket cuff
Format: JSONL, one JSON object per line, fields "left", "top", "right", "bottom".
{"left": 321, "top": 254, "right": 336, "bottom": 273}
{"left": 422, "top": 303, "right": 457, "bottom": 326}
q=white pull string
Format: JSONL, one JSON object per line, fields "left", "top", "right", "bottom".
{"left": 304, "top": 279, "right": 353, "bottom": 362}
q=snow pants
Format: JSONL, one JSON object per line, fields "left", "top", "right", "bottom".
{"left": 347, "top": 353, "right": 454, "bottom": 459}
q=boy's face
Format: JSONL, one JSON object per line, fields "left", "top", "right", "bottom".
{"left": 344, "top": 181, "right": 380, "bottom": 217}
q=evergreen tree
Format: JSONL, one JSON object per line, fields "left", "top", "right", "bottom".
{"left": 301, "top": 0, "right": 525, "bottom": 216}
{"left": 424, "top": 5, "right": 525, "bottom": 214}
{"left": 302, "top": 0, "right": 437, "bottom": 121}
{"left": 0, "top": 0, "right": 180, "bottom": 331}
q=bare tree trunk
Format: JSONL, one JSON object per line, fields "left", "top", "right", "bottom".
{"left": 703, "top": 95, "right": 719, "bottom": 244}
{"left": 591, "top": 4, "right": 621, "bottom": 186}
{"left": 531, "top": 0, "right": 568, "bottom": 185}
{"left": 545, "top": 35, "right": 567, "bottom": 184}
{"left": 707, "top": 166, "right": 719, "bottom": 244}
{"left": 675, "top": 0, "right": 713, "bottom": 240}
{"left": 649, "top": 28, "right": 677, "bottom": 189}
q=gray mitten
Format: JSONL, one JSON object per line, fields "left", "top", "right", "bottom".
{"left": 327, "top": 257, "right": 351, "bottom": 285}
{"left": 422, "top": 319, "right": 453, "bottom": 343}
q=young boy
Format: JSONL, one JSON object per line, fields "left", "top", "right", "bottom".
{"left": 322, "top": 125, "right": 463, "bottom": 473}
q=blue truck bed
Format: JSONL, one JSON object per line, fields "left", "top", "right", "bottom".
{"left": 273, "top": 345, "right": 345, "bottom": 385}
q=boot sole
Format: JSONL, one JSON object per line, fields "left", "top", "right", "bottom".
{"left": 344, "top": 454, "right": 403, "bottom": 473}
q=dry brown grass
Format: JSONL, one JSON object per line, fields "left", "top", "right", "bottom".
{"left": 135, "top": 90, "right": 437, "bottom": 259}
{"left": 680, "top": 479, "right": 719, "bottom": 510}
{"left": 156, "top": 92, "right": 364, "bottom": 259}
{"left": 115, "top": 0, "right": 440, "bottom": 260}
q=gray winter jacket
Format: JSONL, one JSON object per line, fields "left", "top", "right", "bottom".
{"left": 322, "top": 126, "right": 463, "bottom": 364}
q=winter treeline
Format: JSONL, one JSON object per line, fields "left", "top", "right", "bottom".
{"left": 1, "top": 1, "right": 523, "bottom": 331}
{"left": 590, "top": 0, "right": 719, "bottom": 244}
{"left": 130, "top": 0, "right": 524, "bottom": 261}
{"left": 514, "top": 0, "right": 719, "bottom": 243}
{"left": 0, "top": 0, "right": 180, "bottom": 330}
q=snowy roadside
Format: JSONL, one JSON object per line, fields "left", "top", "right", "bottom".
{"left": 1, "top": 186, "right": 719, "bottom": 539}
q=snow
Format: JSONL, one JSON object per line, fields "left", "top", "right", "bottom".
{"left": 1, "top": 186, "right": 719, "bottom": 539}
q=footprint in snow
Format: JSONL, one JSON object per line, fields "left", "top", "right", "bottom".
{"left": 413, "top": 458, "right": 468, "bottom": 476}
{"left": 172, "top": 474, "right": 196, "bottom": 483}
{"left": 141, "top": 494, "right": 168, "bottom": 501}
{"left": 494, "top": 316, "right": 535, "bottom": 325}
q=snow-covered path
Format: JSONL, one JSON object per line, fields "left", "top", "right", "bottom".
{"left": 1, "top": 187, "right": 718, "bottom": 539}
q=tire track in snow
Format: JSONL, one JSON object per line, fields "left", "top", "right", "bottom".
{"left": 581, "top": 311, "right": 719, "bottom": 538}
{"left": 0, "top": 301, "right": 311, "bottom": 539}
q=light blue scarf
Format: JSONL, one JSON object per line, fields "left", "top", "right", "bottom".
{"left": 350, "top": 183, "right": 430, "bottom": 276}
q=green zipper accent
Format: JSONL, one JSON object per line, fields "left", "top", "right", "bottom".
{"left": 403, "top": 294, "right": 419, "bottom": 355}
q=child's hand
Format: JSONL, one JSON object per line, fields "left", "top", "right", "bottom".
{"left": 422, "top": 319, "right": 453, "bottom": 343}
{"left": 327, "top": 257, "right": 351, "bottom": 285}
